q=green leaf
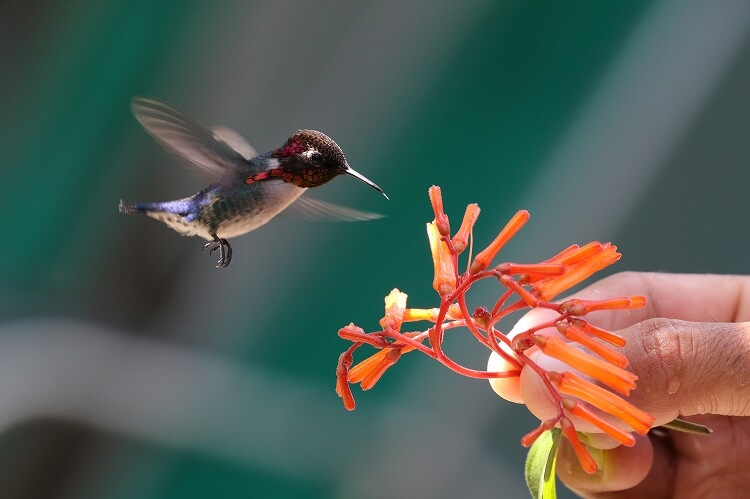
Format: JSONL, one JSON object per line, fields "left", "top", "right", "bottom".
{"left": 660, "top": 417, "right": 712, "bottom": 435}
{"left": 525, "top": 428, "right": 562, "bottom": 499}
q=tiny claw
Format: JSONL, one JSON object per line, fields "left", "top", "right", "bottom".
{"left": 202, "top": 241, "right": 219, "bottom": 253}
{"left": 204, "top": 236, "right": 232, "bottom": 267}
{"left": 218, "top": 239, "right": 232, "bottom": 267}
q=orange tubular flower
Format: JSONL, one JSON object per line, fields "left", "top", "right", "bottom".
{"left": 334, "top": 186, "right": 654, "bottom": 476}
{"left": 561, "top": 296, "right": 647, "bottom": 315}
{"left": 428, "top": 185, "right": 450, "bottom": 236}
{"left": 497, "top": 262, "right": 565, "bottom": 276}
{"left": 563, "top": 399, "right": 636, "bottom": 447}
{"left": 560, "top": 418, "right": 598, "bottom": 474}
{"left": 557, "top": 241, "right": 607, "bottom": 266}
{"left": 427, "top": 221, "right": 456, "bottom": 296}
{"left": 572, "top": 318, "right": 626, "bottom": 347}
{"left": 470, "top": 210, "right": 530, "bottom": 275}
{"left": 403, "top": 304, "right": 462, "bottom": 323}
{"left": 532, "top": 243, "right": 621, "bottom": 301}
{"left": 336, "top": 351, "right": 355, "bottom": 411}
{"left": 534, "top": 334, "right": 637, "bottom": 396}
{"left": 403, "top": 308, "right": 440, "bottom": 322}
{"left": 552, "top": 371, "right": 655, "bottom": 435}
{"left": 557, "top": 322, "right": 629, "bottom": 368}
{"left": 380, "top": 289, "right": 408, "bottom": 331}
{"left": 451, "top": 203, "right": 480, "bottom": 253}
{"left": 348, "top": 348, "right": 402, "bottom": 390}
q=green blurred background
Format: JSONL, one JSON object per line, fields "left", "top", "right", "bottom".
{"left": 2, "top": 0, "right": 750, "bottom": 497}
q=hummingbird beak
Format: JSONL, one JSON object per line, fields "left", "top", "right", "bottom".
{"left": 343, "top": 164, "right": 389, "bottom": 200}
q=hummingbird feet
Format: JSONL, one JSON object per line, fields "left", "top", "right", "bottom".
{"left": 203, "top": 236, "right": 232, "bottom": 268}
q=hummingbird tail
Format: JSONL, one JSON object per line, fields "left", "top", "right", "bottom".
{"left": 119, "top": 200, "right": 162, "bottom": 214}
{"left": 119, "top": 196, "right": 196, "bottom": 215}
{"left": 118, "top": 198, "right": 207, "bottom": 238}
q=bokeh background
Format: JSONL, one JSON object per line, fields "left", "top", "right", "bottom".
{"left": 2, "top": 0, "right": 750, "bottom": 497}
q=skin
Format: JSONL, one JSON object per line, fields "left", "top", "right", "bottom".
{"left": 508, "top": 272, "right": 750, "bottom": 498}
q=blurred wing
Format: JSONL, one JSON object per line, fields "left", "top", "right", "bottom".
{"left": 284, "top": 196, "right": 385, "bottom": 221}
{"left": 211, "top": 126, "right": 257, "bottom": 160}
{"left": 131, "top": 97, "right": 251, "bottom": 176}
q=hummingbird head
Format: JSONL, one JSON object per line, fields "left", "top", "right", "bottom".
{"left": 272, "top": 130, "right": 388, "bottom": 199}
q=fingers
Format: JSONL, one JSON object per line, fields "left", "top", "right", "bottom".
{"left": 565, "top": 272, "right": 750, "bottom": 331}
{"left": 544, "top": 272, "right": 750, "bottom": 496}
{"left": 622, "top": 318, "right": 750, "bottom": 421}
{"left": 557, "top": 434, "right": 674, "bottom": 499}
{"left": 507, "top": 272, "right": 750, "bottom": 422}
{"left": 515, "top": 305, "right": 750, "bottom": 435}
{"left": 558, "top": 415, "right": 750, "bottom": 498}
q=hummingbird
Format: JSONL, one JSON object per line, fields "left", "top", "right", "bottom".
{"left": 119, "top": 97, "right": 388, "bottom": 267}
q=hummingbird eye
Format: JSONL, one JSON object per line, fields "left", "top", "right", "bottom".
{"left": 309, "top": 151, "right": 324, "bottom": 165}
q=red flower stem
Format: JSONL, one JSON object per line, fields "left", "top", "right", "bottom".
{"left": 535, "top": 300, "right": 568, "bottom": 313}
{"left": 428, "top": 305, "right": 448, "bottom": 359}
{"left": 456, "top": 293, "right": 490, "bottom": 346}
{"left": 437, "top": 352, "right": 521, "bottom": 379}
{"left": 385, "top": 288, "right": 524, "bottom": 379}
{"left": 435, "top": 267, "right": 521, "bottom": 363}
{"left": 486, "top": 327, "right": 524, "bottom": 371}
{"left": 430, "top": 269, "right": 487, "bottom": 358}
{"left": 379, "top": 329, "right": 436, "bottom": 357}
{"left": 338, "top": 342, "right": 361, "bottom": 366}
{"left": 515, "top": 350, "right": 565, "bottom": 421}
{"left": 499, "top": 275, "right": 538, "bottom": 307}
{"left": 489, "top": 298, "right": 527, "bottom": 326}
{"left": 451, "top": 276, "right": 520, "bottom": 365}
{"left": 399, "top": 319, "right": 478, "bottom": 346}
{"left": 508, "top": 317, "right": 567, "bottom": 345}
{"left": 338, "top": 326, "right": 390, "bottom": 348}
{"left": 487, "top": 326, "right": 514, "bottom": 349}
{"left": 490, "top": 288, "right": 515, "bottom": 316}
{"left": 385, "top": 329, "right": 522, "bottom": 380}
{"left": 457, "top": 293, "right": 523, "bottom": 370}
{"left": 520, "top": 420, "right": 557, "bottom": 447}
{"left": 451, "top": 269, "right": 487, "bottom": 298}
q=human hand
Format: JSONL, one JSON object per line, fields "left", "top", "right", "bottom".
{"left": 498, "top": 272, "right": 750, "bottom": 498}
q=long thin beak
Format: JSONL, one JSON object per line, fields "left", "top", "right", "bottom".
{"left": 344, "top": 165, "right": 389, "bottom": 200}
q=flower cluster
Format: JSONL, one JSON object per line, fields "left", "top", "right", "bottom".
{"left": 335, "top": 186, "right": 655, "bottom": 473}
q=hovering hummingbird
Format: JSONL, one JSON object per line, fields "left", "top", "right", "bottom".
{"left": 119, "top": 97, "right": 388, "bottom": 267}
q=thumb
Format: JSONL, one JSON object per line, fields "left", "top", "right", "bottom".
{"left": 622, "top": 318, "right": 750, "bottom": 423}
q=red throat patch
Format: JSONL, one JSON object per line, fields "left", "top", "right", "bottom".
{"left": 274, "top": 140, "right": 304, "bottom": 158}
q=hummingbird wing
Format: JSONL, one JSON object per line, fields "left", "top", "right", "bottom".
{"left": 211, "top": 126, "right": 258, "bottom": 160}
{"left": 283, "top": 195, "right": 385, "bottom": 221}
{"left": 131, "top": 97, "right": 252, "bottom": 177}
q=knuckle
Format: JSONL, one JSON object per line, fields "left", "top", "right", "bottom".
{"left": 629, "top": 319, "right": 750, "bottom": 415}
{"left": 628, "top": 318, "right": 696, "bottom": 402}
